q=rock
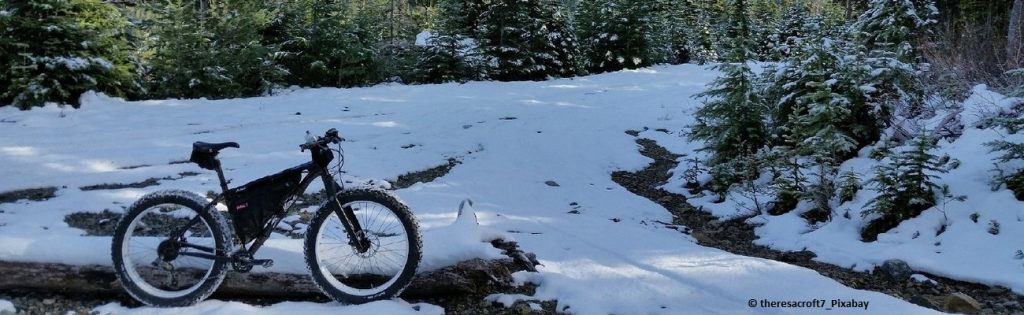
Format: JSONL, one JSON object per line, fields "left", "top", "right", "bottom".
{"left": 908, "top": 295, "right": 938, "bottom": 309}
{"left": 657, "top": 196, "right": 673, "bottom": 203}
{"left": 943, "top": 292, "right": 982, "bottom": 315}
{"left": 988, "top": 285, "right": 1011, "bottom": 295}
{"left": 514, "top": 302, "right": 532, "bottom": 315}
{"left": 876, "top": 259, "right": 913, "bottom": 282}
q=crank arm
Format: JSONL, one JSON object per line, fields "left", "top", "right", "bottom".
{"left": 178, "top": 251, "right": 234, "bottom": 262}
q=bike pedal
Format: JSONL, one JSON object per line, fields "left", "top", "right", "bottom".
{"left": 253, "top": 259, "right": 274, "bottom": 268}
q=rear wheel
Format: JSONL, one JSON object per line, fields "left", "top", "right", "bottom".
{"left": 304, "top": 189, "right": 422, "bottom": 303}
{"left": 111, "top": 190, "right": 233, "bottom": 307}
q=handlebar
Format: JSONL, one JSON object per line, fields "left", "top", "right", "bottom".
{"left": 300, "top": 128, "right": 344, "bottom": 151}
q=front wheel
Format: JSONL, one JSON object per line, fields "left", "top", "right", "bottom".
{"left": 304, "top": 189, "right": 422, "bottom": 303}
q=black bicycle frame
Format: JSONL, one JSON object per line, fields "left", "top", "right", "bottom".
{"left": 170, "top": 154, "right": 371, "bottom": 264}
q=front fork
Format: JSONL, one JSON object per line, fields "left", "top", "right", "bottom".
{"left": 321, "top": 169, "right": 371, "bottom": 253}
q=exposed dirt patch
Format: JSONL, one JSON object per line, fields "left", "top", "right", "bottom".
{"left": 392, "top": 158, "right": 461, "bottom": 189}
{"left": 0, "top": 187, "right": 58, "bottom": 204}
{"left": 79, "top": 172, "right": 200, "bottom": 191}
{"left": 64, "top": 210, "right": 122, "bottom": 236}
{"left": 118, "top": 164, "right": 151, "bottom": 170}
{"left": 612, "top": 135, "right": 1024, "bottom": 315}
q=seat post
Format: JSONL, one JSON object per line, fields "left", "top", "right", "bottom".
{"left": 213, "top": 160, "right": 230, "bottom": 193}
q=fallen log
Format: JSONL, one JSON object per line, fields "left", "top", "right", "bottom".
{"left": 0, "top": 258, "right": 520, "bottom": 299}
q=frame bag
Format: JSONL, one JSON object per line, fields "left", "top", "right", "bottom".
{"left": 228, "top": 170, "right": 301, "bottom": 243}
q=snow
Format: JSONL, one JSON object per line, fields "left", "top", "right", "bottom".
{"left": 0, "top": 299, "right": 13, "bottom": 313}
{"left": 414, "top": 31, "right": 434, "bottom": 46}
{"left": 32, "top": 56, "right": 113, "bottom": 71}
{"left": 911, "top": 274, "right": 937, "bottom": 285}
{"left": 0, "top": 64, "right": 936, "bottom": 314}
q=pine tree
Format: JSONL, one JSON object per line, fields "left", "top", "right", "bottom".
{"left": 271, "top": 0, "right": 378, "bottom": 88}
{"left": 436, "top": 0, "right": 487, "bottom": 37}
{"left": 985, "top": 115, "right": 1024, "bottom": 198}
{"left": 768, "top": 147, "right": 806, "bottom": 215}
{"left": 536, "top": 1, "right": 583, "bottom": 78}
{"left": 838, "top": 171, "right": 861, "bottom": 203}
{"left": 863, "top": 143, "right": 900, "bottom": 218}
{"left": 768, "top": 34, "right": 876, "bottom": 153}
{"left": 863, "top": 135, "right": 952, "bottom": 239}
{"left": 688, "top": 1, "right": 720, "bottom": 63}
{"left": 689, "top": 0, "right": 767, "bottom": 182}
{"left": 146, "top": 0, "right": 283, "bottom": 98}
{"left": 576, "top": 0, "right": 655, "bottom": 73}
{"left": 476, "top": 0, "right": 580, "bottom": 81}
{"left": 789, "top": 39, "right": 859, "bottom": 161}
{"left": 413, "top": 33, "right": 473, "bottom": 83}
{"left": 850, "top": 0, "right": 937, "bottom": 119}
{"left": 769, "top": 2, "right": 811, "bottom": 60}
{"left": 897, "top": 135, "right": 949, "bottom": 210}
{"left": 748, "top": 0, "right": 781, "bottom": 61}
{"left": 651, "top": 0, "right": 697, "bottom": 64}
{"left": 1007, "top": 68, "right": 1024, "bottom": 97}
{"left": 0, "top": 0, "right": 138, "bottom": 108}
{"left": 476, "top": 0, "right": 544, "bottom": 81}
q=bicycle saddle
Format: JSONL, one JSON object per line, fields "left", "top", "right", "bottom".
{"left": 192, "top": 141, "right": 240, "bottom": 153}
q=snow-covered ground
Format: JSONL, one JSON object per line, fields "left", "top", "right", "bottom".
{"left": 669, "top": 84, "right": 1024, "bottom": 294}
{"left": 0, "top": 64, "right": 940, "bottom": 314}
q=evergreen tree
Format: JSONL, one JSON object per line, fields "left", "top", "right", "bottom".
{"left": 769, "top": 2, "right": 811, "bottom": 60}
{"left": 436, "top": 0, "right": 487, "bottom": 37}
{"left": 576, "top": 0, "right": 655, "bottom": 73}
{"left": 688, "top": 2, "right": 720, "bottom": 63}
{"left": 0, "top": 0, "right": 138, "bottom": 108}
{"left": 651, "top": 0, "right": 697, "bottom": 64}
{"left": 838, "top": 171, "right": 862, "bottom": 203}
{"left": 789, "top": 40, "right": 860, "bottom": 160}
{"left": 146, "top": 0, "right": 283, "bottom": 99}
{"left": 768, "top": 35, "right": 878, "bottom": 152}
{"left": 477, "top": 0, "right": 579, "bottom": 81}
{"left": 748, "top": 0, "right": 781, "bottom": 61}
{"left": 985, "top": 115, "right": 1024, "bottom": 198}
{"left": 863, "top": 143, "right": 900, "bottom": 219}
{"left": 850, "top": 0, "right": 937, "bottom": 119}
{"left": 271, "top": 0, "right": 379, "bottom": 88}
{"left": 476, "top": 0, "right": 543, "bottom": 80}
{"left": 536, "top": 1, "right": 584, "bottom": 78}
{"left": 413, "top": 33, "right": 473, "bottom": 83}
{"left": 689, "top": 0, "right": 767, "bottom": 182}
{"left": 768, "top": 147, "right": 806, "bottom": 215}
{"left": 863, "top": 135, "right": 952, "bottom": 239}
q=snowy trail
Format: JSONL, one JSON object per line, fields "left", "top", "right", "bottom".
{"left": 0, "top": 65, "right": 938, "bottom": 314}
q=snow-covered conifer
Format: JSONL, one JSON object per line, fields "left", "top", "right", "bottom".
{"left": 0, "top": 0, "right": 138, "bottom": 108}
{"left": 850, "top": 0, "right": 937, "bottom": 119}
{"left": 576, "top": 0, "right": 655, "bottom": 73}
{"left": 689, "top": 0, "right": 767, "bottom": 183}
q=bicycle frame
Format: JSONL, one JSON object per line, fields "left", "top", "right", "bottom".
{"left": 167, "top": 148, "right": 371, "bottom": 267}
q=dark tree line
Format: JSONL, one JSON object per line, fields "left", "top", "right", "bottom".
{"left": 1, "top": 0, "right": 1020, "bottom": 109}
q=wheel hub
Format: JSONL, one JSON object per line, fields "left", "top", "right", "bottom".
{"left": 356, "top": 232, "right": 381, "bottom": 258}
{"left": 156, "top": 239, "right": 181, "bottom": 262}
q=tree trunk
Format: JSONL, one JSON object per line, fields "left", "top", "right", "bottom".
{"left": 0, "top": 258, "right": 522, "bottom": 298}
{"left": 1009, "top": 0, "right": 1024, "bottom": 68}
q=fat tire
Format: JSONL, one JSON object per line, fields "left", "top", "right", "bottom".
{"left": 111, "top": 190, "right": 233, "bottom": 307}
{"left": 304, "top": 188, "right": 423, "bottom": 304}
